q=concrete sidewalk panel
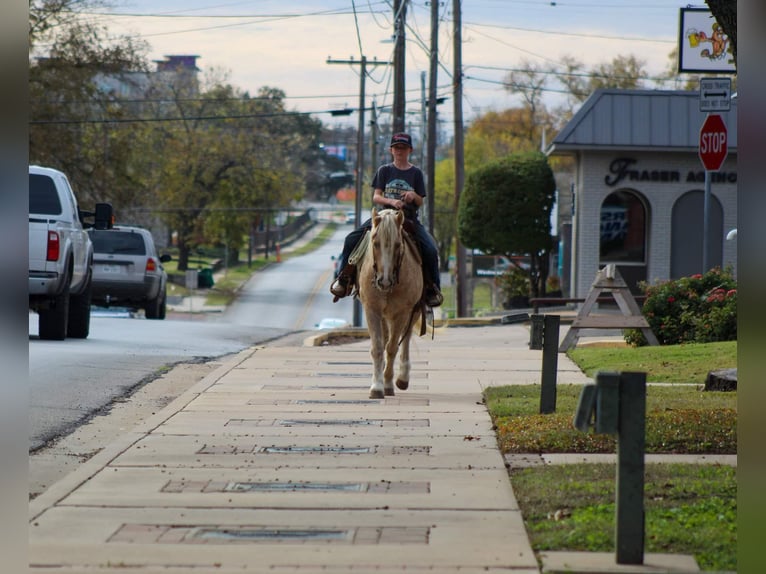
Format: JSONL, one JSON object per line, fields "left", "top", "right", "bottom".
{"left": 31, "top": 507, "right": 538, "bottom": 571}
{"left": 108, "top": 433, "right": 507, "bottom": 470}
{"left": 153, "top": 409, "right": 495, "bottom": 437}
{"left": 58, "top": 466, "right": 520, "bottom": 510}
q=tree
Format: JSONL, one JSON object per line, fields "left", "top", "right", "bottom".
{"left": 433, "top": 156, "right": 456, "bottom": 272}
{"left": 457, "top": 152, "right": 556, "bottom": 298}
{"left": 556, "top": 54, "right": 647, "bottom": 110}
{"left": 29, "top": 0, "right": 150, "bottom": 208}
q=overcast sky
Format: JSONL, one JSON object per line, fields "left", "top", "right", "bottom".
{"left": 83, "top": 1, "right": 683, "bottom": 130}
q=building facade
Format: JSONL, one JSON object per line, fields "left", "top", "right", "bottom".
{"left": 547, "top": 89, "right": 737, "bottom": 297}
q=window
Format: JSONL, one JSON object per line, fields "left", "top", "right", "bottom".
{"left": 600, "top": 190, "right": 646, "bottom": 263}
{"left": 89, "top": 230, "right": 147, "bottom": 255}
{"left": 29, "top": 174, "right": 62, "bottom": 215}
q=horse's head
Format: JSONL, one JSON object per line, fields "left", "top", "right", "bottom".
{"left": 370, "top": 208, "right": 405, "bottom": 291}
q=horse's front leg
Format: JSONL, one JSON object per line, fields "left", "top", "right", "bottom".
{"left": 395, "top": 325, "right": 413, "bottom": 391}
{"left": 382, "top": 320, "right": 399, "bottom": 396}
{"left": 367, "top": 315, "right": 386, "bottom": 399}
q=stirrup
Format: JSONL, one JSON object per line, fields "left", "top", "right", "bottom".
{"left": 425, "top": 286, "right": 443, "bottom": 308}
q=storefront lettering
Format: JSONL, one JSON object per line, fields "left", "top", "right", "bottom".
{"left": 686, "top": 171, "right": 737, "bottom": 183}
{"left": 605, "top": 157, "right": 736, "bottom": 186}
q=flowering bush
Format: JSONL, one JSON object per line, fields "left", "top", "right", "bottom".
{"left": 625, "top": 266, "right": 737, "bottom": 346}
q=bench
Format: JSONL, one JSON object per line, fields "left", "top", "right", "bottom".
{"left": 528, "top": 296, "right": 646, "bottom": 315}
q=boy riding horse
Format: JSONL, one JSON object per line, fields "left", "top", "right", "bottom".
{"left": 330, "top": 132, "right": 443, "bottom": 308}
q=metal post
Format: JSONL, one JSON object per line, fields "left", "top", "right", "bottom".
{"left": 392, "top": 0, "right": 406, "bottom": 133}
{"left": 426, "top": 0, "right": 438, "bottom": 236}
{"left": 615, "top": 371, "right": 646, "bottom": 565}
{"left": 703, "top": 169, "right": 711, "bottom": 273}
{"left": 452, "top": 0, "right": 466, "bottom": 318}
{"left": 539, "top": 314, "right": 560, "bottom": 414}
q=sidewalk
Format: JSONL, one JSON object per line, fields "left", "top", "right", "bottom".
{"left": 28, "top": 320, "right": 730, "bottom": 573}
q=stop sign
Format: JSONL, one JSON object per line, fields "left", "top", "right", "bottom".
{"left": 699, "top": 114, "right": 728, "bottom": 171}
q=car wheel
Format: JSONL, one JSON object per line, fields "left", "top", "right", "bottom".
{"left": 67, "top": 277, "right": 92, "bottom": 339}
{"left": 158, "top": 292, "right": 167, "bottom": 320}
{"left": 39, "top": 283, "right": 70, "bottom": 340}
{"left": 145, "top": 290, "right": 164, "bottom": 320}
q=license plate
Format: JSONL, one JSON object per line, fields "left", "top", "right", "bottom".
{"left": 98, "top": 264, "right": 123, "bottom": 274}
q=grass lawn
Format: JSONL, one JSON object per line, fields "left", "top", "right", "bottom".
{"left": 485, "top": 341, "right": 737, "bottom": 571}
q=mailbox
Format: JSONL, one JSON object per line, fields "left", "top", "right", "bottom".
{"left": 572, "top": 372, "right": 621, "bottom": 434}
{"left": 573, "top": 383, "right": 597, "bottom": 432}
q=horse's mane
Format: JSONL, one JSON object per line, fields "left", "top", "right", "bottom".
{"left": 375, "top": 209, "right": 401, "bottom": 239}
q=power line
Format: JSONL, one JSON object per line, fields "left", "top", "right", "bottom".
{"left": 30, "top": 108, "right": 345, "bottom": 125}
{"left": 463, "top": 20, "right": 674, "bottom": 45}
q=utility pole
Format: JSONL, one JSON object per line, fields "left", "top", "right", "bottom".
{"left": 420, "top": 71, "right": 427, "bottom": 169}
{"left": 426, "top": 0, "right": 439, "bottom": 236}
{"left": 393, "top": 0, "right": 407, "bottom": 133}
{"left": 327, "top": 56, "right": 390, "bottom": 327}
{"left": 453, "top": 0, "right": 467, "bottom": 318}
{"left": 370, "top": 101, "right": 379, "bottom": 185}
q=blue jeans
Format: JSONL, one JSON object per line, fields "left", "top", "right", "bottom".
{"left": 338, "top": 218, "right": 440, "bottom": 289}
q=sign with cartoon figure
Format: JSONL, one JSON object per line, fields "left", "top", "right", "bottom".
{"left": 678, "top": 8, "right": 736, "bottom": 74}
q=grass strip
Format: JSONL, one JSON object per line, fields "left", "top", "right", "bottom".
{"left": 511, "top": 463, "right": 736, "bottom": 572}
{"left": 486, "top": 384, "right": 736, "bottom": 454}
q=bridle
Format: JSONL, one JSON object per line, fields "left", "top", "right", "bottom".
{"left": 370, "top": 211, "right": 405, "bottom": 291}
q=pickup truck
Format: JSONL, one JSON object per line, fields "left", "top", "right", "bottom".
{"left": 29, "top": 165, "right": 113, "bottom": 340}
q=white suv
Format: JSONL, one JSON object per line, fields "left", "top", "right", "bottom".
{"left": 87, "top": 225, "right": 171, "bottom": 319}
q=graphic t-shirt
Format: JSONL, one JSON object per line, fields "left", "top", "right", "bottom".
{"left": 371, "top": 163, "right": 426, "bottom": 221}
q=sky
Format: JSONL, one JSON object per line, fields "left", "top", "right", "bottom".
{"left": 80, "top": 1, "right": 686, "bottom": 132}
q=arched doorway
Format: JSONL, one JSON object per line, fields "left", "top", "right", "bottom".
{"left": 600, "top": 190, "right": 648, "bottom": 294}
{"left": 671, "top": 190, "right": 723, "bottom": 278}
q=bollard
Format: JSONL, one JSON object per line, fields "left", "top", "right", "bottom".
{"left": 573, "top": 371, "right": 647, "bottom": 566}
{"left": 539, "top": 314, "right": 560, "bottom": 414}
{"left": 615, "top": 372, "right": 646, "bottom": 565}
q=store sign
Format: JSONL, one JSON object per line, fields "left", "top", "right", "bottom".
{"left": 678, "top": 8, "right": 736, "bottom": 74}
{"left": 604, "top": 158, "right": 736, "bottom": 187}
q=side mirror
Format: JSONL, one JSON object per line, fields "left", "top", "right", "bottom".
{"left": 94, "top": 203, "right": 114, "bottom": 230}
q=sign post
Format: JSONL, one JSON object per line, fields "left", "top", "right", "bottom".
{"left": 698, "top": 113, "right": 728, "bottom": 273}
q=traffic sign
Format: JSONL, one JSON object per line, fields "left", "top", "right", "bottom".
{"left": 699, "top": 114, "right": 728, "bottom": 171}
{"left": 699, "top": 78, "right": 731, "bottom": 112}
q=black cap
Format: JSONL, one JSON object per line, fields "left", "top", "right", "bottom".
{"left": 390, "top": 133, "right": 413, "bottom": 147}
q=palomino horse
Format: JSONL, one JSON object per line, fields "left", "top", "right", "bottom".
{"left": 357, "top": 208, "right": 424, "bottom": 399}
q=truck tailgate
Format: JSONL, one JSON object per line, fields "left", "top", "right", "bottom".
{"left": 28, "top": 219, "right": 53, "bottom": 272}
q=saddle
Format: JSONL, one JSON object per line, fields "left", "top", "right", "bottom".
{"left": 335, "top": 225, "right": 427, "bottom": 308}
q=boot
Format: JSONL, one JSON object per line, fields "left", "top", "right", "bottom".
{"left": 425, "top": 284, "right": 444, "bottom": 308}
{"left": 330, "top": 263, "right": 356, "bottom": 301}
{"left": 330, "top": 274, "right": 352, "bottom": 299}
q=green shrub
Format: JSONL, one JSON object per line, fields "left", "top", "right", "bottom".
{"left": 498, "top": 265, "right": 531, "bottom": 298}
{"left": 625, "top": 267, "right": 737, "bottom": 346}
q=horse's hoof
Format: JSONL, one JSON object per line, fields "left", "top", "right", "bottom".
{"left": 396, "top": 379, "right": 409, "bottom": 391}
{"left": 384, "top": 387, "right": 395, "bottom": 397}
{"left": 369, "top": 389, "right": 385, "bottom": 399}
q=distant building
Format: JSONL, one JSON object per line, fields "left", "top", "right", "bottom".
{"left": 547, "top": 89, "right": 737, "bottom": 297}
{"left": 93, "top": 54, "right": 201, "bottom": 100}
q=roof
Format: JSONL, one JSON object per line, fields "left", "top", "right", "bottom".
{"left": 547, "top": 89, "right": 737, "bottom": 154}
